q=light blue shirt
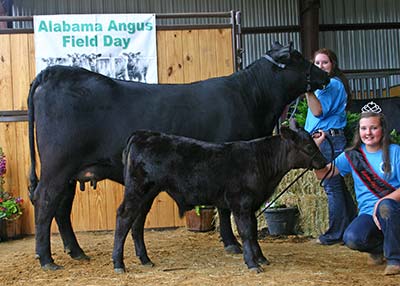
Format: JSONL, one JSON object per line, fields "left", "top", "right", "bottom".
{"left": 304, "top": 77, "right": 347, "bottom": 134}
{"left": 335, "top": 144, "right": 400, "bottom": 215}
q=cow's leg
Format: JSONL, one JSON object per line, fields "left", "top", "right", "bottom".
{"left": 32, "top": 180, "right": 65, "bottom": 270}
{"left": 233, "top": 211, "right": 264, "bottom": 273}
{"left": 55, "top": 181, "right": 90, "bottom": 261}
{"left": 218, "top": 208, "right": 242, "bottom": 254}
{"left": 131, "top": 196, "right": 157, "bottom": 266}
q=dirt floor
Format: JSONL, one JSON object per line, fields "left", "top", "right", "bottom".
{"left": 0, "top": 228, "right": 399, "bottom": 286}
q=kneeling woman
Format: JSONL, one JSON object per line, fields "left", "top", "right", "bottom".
{"left": 313, "top": 108, "right": 400, "bottom": 276}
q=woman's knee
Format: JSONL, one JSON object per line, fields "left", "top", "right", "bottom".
{"left": 343, "top": 229, "right": 363, "bottom": 250}
{"left": 376, "top": 198, "right": 397, "bottom": 219}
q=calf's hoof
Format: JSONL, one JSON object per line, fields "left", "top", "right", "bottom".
{"left": 114, "top": 267, "right": 126, "bottom": 274}
{"left": 71, "top": 253, "right": 91, "bottom": 261}
{"left": 141, "top": 260, "right": 155, "bottom": 267}
{"left": 42, "top": 262, "right": 64, "bottom": 271}
{"left": 224, "top": 244, "right": 242, "bottom": 254}
{"left": 65, "top": 247, "right": 91, "bottom": 261}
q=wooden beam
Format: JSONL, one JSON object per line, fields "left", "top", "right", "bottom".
{"left": 299, "top": 0, "right": 320, "bottom": 60}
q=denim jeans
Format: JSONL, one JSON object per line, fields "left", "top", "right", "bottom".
{"left": 343, "top": 199, "right": 400, "bottom": 266}
{"left": 318, "top": 134, "right": 357, "bottom": 244}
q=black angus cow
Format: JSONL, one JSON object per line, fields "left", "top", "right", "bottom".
{"left": 113, "top": 127, "right": 327, "bottom": 273}
{"left": 27, "top": 41, "right": 329, "bottom": 270}
{"left": 348, "top": 97, "right": 400, "bottom": 133}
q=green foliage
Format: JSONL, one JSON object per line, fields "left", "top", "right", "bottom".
{"left": 291, "top": 98, "right": 360, "bottom": 146}
{"left": 390, "top": 129, "right": 400, "bottom": 145}
{"left": 293, "top": 99, "right": 308, "bottom": 128}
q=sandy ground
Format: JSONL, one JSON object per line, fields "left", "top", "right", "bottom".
{"left": 0, "top": 228, "right": 399, "bottom": 286}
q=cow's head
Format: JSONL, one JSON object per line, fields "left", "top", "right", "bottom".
{"left": 280, "top": 126, "right": 327, "bottom": 170}
{"left": 265, "top": 41, "right": 330, "bottom": 95}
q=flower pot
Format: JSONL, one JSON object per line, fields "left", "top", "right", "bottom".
{"left": 264, "top": 207, "right": 298, "bottom": 235}
{"left": 0, "top": 218, "right": 22, "bottom": 241}
{"left": 185, "top": 207, "right": 215, "bottom": 232}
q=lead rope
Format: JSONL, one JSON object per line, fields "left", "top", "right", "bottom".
{"left": 256, "top": 167, "right": 311, "bottom": 218}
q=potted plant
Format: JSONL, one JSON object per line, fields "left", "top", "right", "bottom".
{"left": 185, "top": 205, "right": 215, "bottom": 232}
{"left": 263, "top": 200, "right": 299, "bottom": 236}
{"left": 0, "top": 147, "right": 24, "bottom": 241}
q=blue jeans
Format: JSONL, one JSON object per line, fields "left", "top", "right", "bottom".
{"left": 343, "top": 199, "right": 400, "bottom": 266}
{"left": 318, "top": 134, "right": 357, "bottom": 244}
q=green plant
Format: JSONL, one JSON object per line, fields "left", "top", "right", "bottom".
{"left": 390, "top": 129, "right": 400, "bottom": 145}
{"left": 194, "top": 205, "right": 214, "bottom": 216}
{"left": 292, "top": 98, "right": 360, "bottom": 145}
{"left": 0, "top": 147, "right": 23, "bottom": 221}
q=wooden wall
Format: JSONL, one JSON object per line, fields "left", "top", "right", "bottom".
{"left": 0, "top": 28, "right": 234, "bottom": 235}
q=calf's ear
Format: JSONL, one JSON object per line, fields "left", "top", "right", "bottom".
{"left": 280, "top": 126, "right": 296, "bottom": 141}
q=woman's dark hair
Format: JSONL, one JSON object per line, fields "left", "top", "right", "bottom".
{"left": 349, "top": 112, "right": 392, "bottom": 177}
{"left": 313, "top": 48, "right": 352, "bottom": 110}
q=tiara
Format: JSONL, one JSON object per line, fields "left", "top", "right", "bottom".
{"left": 361, "top": 101, "right": 382, "bottom": 113}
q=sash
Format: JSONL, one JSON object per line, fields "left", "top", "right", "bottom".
{"left": 345, "top": 148, "right": 396, "bottom": 198}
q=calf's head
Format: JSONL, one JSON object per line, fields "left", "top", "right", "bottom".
{"left": 267, "top": 41, "right": 330, "bottom": 94}
{"left": 280, "top": 127, "right": 327, "bottom": 170}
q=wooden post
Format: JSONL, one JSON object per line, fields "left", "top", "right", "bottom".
{"left": 299, "top": 0, "right": 320, "bottom": 60}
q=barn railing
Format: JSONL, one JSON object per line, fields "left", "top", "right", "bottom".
{"left": 344, "top": 69, "right": 400, "bottom": 100}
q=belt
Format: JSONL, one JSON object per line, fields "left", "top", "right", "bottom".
{"left": 325, "top": 129, "right": 344, "bottom": 136}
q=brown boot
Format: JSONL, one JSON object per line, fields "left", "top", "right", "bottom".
{"left": 384, "top": 264, "right": 400, "bottom": 275}
{"left": 367, "top": 253, "right": 384, "bottom": 266}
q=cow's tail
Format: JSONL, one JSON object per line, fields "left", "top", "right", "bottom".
{"left": 27, "top": 72, "right": 44, "bottom": 202}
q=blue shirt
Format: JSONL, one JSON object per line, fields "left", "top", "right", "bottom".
{"left": 304, "top": 77, "right": 347, "bottom": 134}
{"left": 335, "top": 144, "right": 400, "bottom": 215}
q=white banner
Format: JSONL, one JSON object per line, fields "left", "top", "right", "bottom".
{"left": 34, "top": 14, "right": 158, "bottom": 83}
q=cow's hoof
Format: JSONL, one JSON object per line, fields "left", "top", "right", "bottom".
{"left": 224, "top": 245, "right": 242, "bottom": 254}
{"left": 114, "top": 267, "right": 125, "bottom": 274}
{"left": 42, "top": 262, "right": 64, "bottom": 271}
{"left": 258, "top": 257, "right": 270, "bottom": 265}
{"left": 249, "top": 266, "right": 264, "bottom": 273}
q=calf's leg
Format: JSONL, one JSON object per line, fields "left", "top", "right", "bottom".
{"left": 218, "top": 208, "right": 242, "bottom": 254}
{"left": 131, "top": 194, "right": 158, "bottom": 266}
{"left": 233, "top": 211, "right": 265, "bottom": 273}
{"left": 112, "top": 197, "right": 139, "bottom": 273}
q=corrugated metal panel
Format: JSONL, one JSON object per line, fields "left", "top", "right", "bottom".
{"left": 319, "top": 0, "right": 400, "bottom": 86}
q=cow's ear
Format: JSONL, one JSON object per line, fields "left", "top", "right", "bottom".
{"left": 271, "top": 41, "right": 283, "bottom": 50}
{"left": 270, "top": 44, "right": 291, "bottom": 63}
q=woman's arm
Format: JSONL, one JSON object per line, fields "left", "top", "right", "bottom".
{"left": 312, "top": 130, "right": 340, "bottom": 179}
{"left": 305, "top": 92, "right": 322, "bottom": 116}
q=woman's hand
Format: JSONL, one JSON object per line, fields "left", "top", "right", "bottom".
{"left": 312, "top": 129, "right": 326, "bottom": 147}
{"left": 373, "top": 198, "right": 383, "bottom": 230}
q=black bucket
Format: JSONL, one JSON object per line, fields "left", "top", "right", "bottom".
{"left": 264, "top": 207, "right": 298, "bottom": 235}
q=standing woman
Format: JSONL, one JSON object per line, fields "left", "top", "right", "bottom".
{"left": 314, "top": 109, "right": 400, "bottom": 275}
{"left": 305, "top": 48, "right": 357, "bottom": 245}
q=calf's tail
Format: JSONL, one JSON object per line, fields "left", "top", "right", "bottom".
{"left": 27, "top": 72, "right": 43, "bottom": 203}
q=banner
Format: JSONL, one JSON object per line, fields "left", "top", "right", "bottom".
{"left": 34, "top": 14, "right": 158, "bottom": 83}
